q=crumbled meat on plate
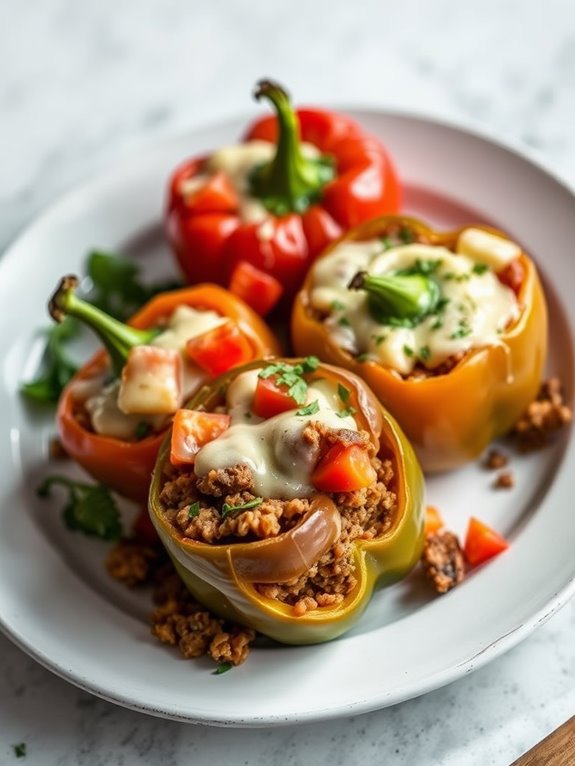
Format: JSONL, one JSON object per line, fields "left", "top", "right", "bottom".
{"left": 484, "top": 448, "right": 508, "bottom": 470}
{"left": 421, "top": 530, "right": 465, "bottom": 594}
{"left": 494, "top": 470, "right": 514, "bottom": 489}
{"left": 512, "top": 377, "right": 572, "bottom": 450}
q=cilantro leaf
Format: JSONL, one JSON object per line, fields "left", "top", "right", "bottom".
{"left": 188, "top": 502, "right": 201, "bottom": 519}
{"left": 13, "top": 743, "right": 26, "bottom": 758}
{"left": 337, "top": 383, "right": 350, "bottom": 403}
{"left": 472, "top": 262, "right": 489, "bottom": 275}
{"left": 37, "top": 476, "right": 122, "bottom": 541}
{"left": 337, "top": 406, "right": 357, "bottom": 418}
{"left": 296, "top": 400, "right": 320, "bottom": 416}
{"left": 212, "top": 662, "right": 233, "bottom": 675}
{"left": 21, "top": 319, "right": 79, "bottom": 403}
{"left": 221, "top": 497, "right": 263, "bottom": 518}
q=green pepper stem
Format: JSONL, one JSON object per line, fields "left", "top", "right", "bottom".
{"left": 249, "top": 79, "right": 334, "bottom": 215}
{"left": 348, "top": 270, "right": 440, "bottom": 324}
{"left": 48, "top": 276, "right": 157, "bottom": 377}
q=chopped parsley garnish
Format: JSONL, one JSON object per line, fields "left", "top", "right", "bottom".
{"left": 13, "top": 743, "right": 26, "bottom": 758}
{"left": 330, "top": 299, "right": 345, "bottom": 312}
{"left": 338, "top": 316, "right": 351, "bottom": 327}
{"left": 419, "top": 345, "right": 431, "bottom": 361}
{"left": 257, "top": 358, "right": 319, "bottom": 406}
{"left": 403, "top": 345, "right": 414, "bottom": 357}
{"left": 374, "top": 334, "right": 387, "bottom": 346}
{"left": 212, "top": 662, "right": 233, "bottom": 675}
{"left": 296, "top": 400, "right": 320, "bottom": 417}
{"left": 135, "top": 421, "right": 151, "bottom": 440}
{"left": 221, "top": 497, "right": 263, "bottom": 518}
{"left": 337, "top": 406, "right": 357, "bottom": 419}
{"left": 450, "top": 323, "right": 472, "bottom": 339}
{"left": 435, "top": 297, "right": 450, "bottom": 313}
{"left": 472, "top": 263, "right": 489, "bottom": 275}
{"left": 188, "top": 502, "right": 201, "bottom": 519}
{"left": 431, "top": 317, "right": 444, "bottom": 330}
{"left": 338, "top": 383, "right": 351, "bottom": 403}
{"left": 356, "top": 353, "right": 370, "bottom": 362}
{"left": 398, "top": 258, "right": 441, "bottom": 277}
{"left": 399, "top": 227, "right": 414, "bottom": 244}
{"left": 380, "top": 236, "right": 394, "bottom": 250}
{"left": 37, "top": 476, "right": 122, "bottom": 541}
{"left": 20, "top": 318, "right": 79, "bottom": 404}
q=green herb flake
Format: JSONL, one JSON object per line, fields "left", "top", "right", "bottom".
{"left": 188, "top": 502, "right": 201, "bottom": 519}
{"left": 330, "top": 299, "right": 345, "bottom": 312}
{"left": 431, "top": 317, "right": 444, "bottom": 330}
{"left": 380, "top": 236, "right": 394, "bottom": 250}
{"left": 212, "top": 662, "right": 233, "bottom": 675}
{"left": 257, "top": 359, "right": 318, "bottom": 407}
{"left": 296, "top": 400, "right": 320, "bottom": 417}
{"left": 221, "top": 497, "right": 263, "bottom": 518}
{"left": 301, "top": 356, "right": 319, "bottom": 373}
{"left": 419, "top": 345, "right": 431, "bottom": 362}
{"left": 374, "top": 334, "right": 387, "bottom": 346}
{"left": 450, "top": 324, "right": 472, "bottom": 340}
{"left": 134, "top": 421, "right": 151, "bottom": 440}
{"left": 13, "top": 743, "right": 26, "bottom": 758}
{"left": 403, "top": 345, "right": 414, "bottom": 357}
{"left": 338, "top": 316, "right": 351, "bottom": 327}
{"left": 399, "top": 227, "right": 414, "bottom": 244}
{"left": 356, "top": 353, "right": 370, "bottom": 362}
{"left": 337, "top": 406, "right": 357, "bottom": 419}
{"left": 337, "top": 383, "right": 350, "bottom": 403}
{"left": 472, "top": 263, "right": 489, "bottom": 275}
{"left": 37, "top": 476, "right": 122, "bottom": 541}
{"left": 20, "top": 318, "right": 79, "bottom": 404}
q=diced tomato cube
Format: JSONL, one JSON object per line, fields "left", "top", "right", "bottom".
{"left": 252, "top": 376, "right": 298, "bottom": 419}
{"left": 229, "top": 260, "right": 283, "bottom": 316}
{"left": 186, "top": 321, "right": 253, "bottom": 377}
{"left": 170, "top": 409, "right": 231, "bottom": 466}
{"left": 312, "top": 444, "right": 377, "bottom": 493}
{"left": 118, "top": 346, "right": 182, "bottom": 415}
{"left": 463, "top": 516, "right": 509, "bottom": 566}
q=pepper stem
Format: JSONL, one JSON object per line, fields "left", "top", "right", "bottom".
{"left": 48, "top": 276, "right": 157, "bottom": 377}
{"left": 348, "top": 270, "right": 441, "bottom": 325}
{"left": 249, "top": 79, "right": 334, "bottom": 215}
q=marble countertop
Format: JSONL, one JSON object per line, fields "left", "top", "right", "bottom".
{"left": 1, "top": 0, "right": 574, "bottom": 763}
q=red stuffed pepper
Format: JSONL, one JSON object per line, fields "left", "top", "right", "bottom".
{"left": 166, "top": 80, "right": 401, "bottom": 313}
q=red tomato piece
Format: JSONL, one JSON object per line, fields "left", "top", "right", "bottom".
{"left": 229, "top": 260, "right": 283, "bottom": 316}
{"left": 463, "top": 516, "right": 509, "bottom": 566}
{"left": 252, "top": 376, "right": 298, "bottom": 419}
{"left": 181, "top": 171, "right": 238, "bottom": 214}
{"left": 312, "top": 444, "right": 377, "bottom": 493}
{"left": 497, "top": 258, "right": 525, "bottom": 295}
{"left": 170, "top": 409, "right": 231, "bottom": 466}
{"left": 424, "top": 505, "right": 444, "bottom": 537}
{"left": 186, "top": 321, "right": 253, "bottom": 377}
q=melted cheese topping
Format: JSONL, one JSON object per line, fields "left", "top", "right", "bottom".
{"left": 181, "top": 139, "right": 321, "bottom": 229}
{"left": 194, "top": 370, "right": 357, "bottom": 499}
{"left": 309, "top": 231, "right": 520, "bottom": 375}
{"left": 78, "top": 306, "right": 224, "bottom": 439}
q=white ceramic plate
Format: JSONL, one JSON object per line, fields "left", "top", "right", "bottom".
{"left": 0, "top": 111, "right": 574, "bottom": 727}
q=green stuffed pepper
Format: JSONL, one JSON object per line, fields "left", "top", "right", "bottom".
{"left": 149, "top": 357, "right": 424, "bottom": 644}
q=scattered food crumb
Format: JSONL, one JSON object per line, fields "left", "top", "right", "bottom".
{"left": 494, "top": 471, "right": 514, "bottom": 490}
{"left": 106, "top": 540, "right": 161, "bottom": 587}
{"left": 484, "top": 448, "right": 508, "bottom": 470}
{"left": 421, "top": 530, "right": 465, "bottom": 594}
{"left": 512, "top": 378, "right": 572, "bottom": 451}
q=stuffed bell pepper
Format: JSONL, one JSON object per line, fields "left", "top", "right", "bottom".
{"left": 166, "top": 80, "right": 401, "bottom": 313}
{"left": 149, "top": 357, "right": 424, "bottom": 645}
{"left": 292, "top": 216, "right": 547, "bottom": 472}
{"left": 50, "top": 277, "right": 280, "bottom": 502}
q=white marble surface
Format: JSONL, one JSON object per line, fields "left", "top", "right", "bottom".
{"left": 1, "top": 0, "right": 575, "bottom": 763}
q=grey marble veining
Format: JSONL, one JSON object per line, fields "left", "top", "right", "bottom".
{"left": 1, "top": 0, "right": 575, "bottom": 763}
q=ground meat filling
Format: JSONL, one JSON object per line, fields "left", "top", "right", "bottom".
{"left": 159, "top": 421, "right": 397, "bottom": 615}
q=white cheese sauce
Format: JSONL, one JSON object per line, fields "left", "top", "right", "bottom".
{"left": 309, "top": 230, "right": 520, "bottom": 375}
{"left": 77, "top": 306, "right": 224, "bottom": 440}
{"left": 194, "top": 370, "right": 357, "bottom": 499}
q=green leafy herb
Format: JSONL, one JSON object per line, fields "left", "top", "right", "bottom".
{"left": 450, "top": 322, "right": 472, "bottom": 340}
{"left": 257, "top": 358, "right": 318, "bottom": 406}
{"left": 37, "top": 476, "right": 122, "bottom": 541}
{"left": 398, "top": 259, "right": 441, "bottom": 277}
{"left": 87, "top": 251, "right": 182, "bottom": 321}
{"left": 403, "top": 345, "right": 414, "bottom": 357}
{"left": 374, "top": 334, "right": 387, "bottom": 346}
{"left": 399, "top": 227, "right": 414, "bottom": 244}
{"left": 188, "top": 502, "right": 201, "bottom": 519}
{"left": 13, "top": 743, "right": 26, "bottom": 758}
{"left": 221, "top": 497, "right": 263, "bottom": 518}
{"left": 21, "top": 319, "right": 79, "bottom": 403}
{"left": 435, "top": 297, "right": 450, "bottom": 313}
{"left": 338, "top": 316, "right": 351, "bottom": 327}
{"left": 431, "top": 318, "right": 444, "bottom": 330}
{"left": 472, "top": 262, "right": 489, "bottom": 275}
{"left": 356, "top": 353, "right": 370, "bottom": 362}
{"left": 296, "top": 400, "right": 320, "bottom": 417}
{"left": 419, "top": 345, "right": 431, "bottom": 362}
{"left": 337, "top": 383, "right": 350, "bottom": 403}
{"left": 380, "top": 236, "right": 395, "bottom": 250}
{"left": 212, "top": 662, "right": 233, "bottom": 675}
{"left": 337, "top": 406, "right": 357, "bottom": 418}
{"left": 330, "top": 299, "right": 345, "bottom": 312}
{"left": 134, "top": 422, "right": 151, "bottom": 440}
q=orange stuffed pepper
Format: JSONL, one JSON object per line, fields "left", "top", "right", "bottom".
{"left": 51, "top": 277, "right": 280, "bottom": 502}
{"left": 292, "top": 216, "right": 547, "bottom": 472}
